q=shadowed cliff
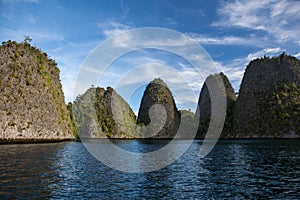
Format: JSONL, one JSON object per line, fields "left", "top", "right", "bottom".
{"left": 137, "top": 78, "right": 180, "bottom": 138}
{"left": 234, "top": 53, "right": 300, "bottom": 138}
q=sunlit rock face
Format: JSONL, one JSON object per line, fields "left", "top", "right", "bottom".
{"left": 0, "top": 40, "right": 74, "bottom": 141}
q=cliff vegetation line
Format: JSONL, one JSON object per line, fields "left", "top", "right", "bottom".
{"left": 0, "top": 40, "right": 75, "bottom": 142}
{"left": 1, "top": 39, "right": 299, "bottom": 140}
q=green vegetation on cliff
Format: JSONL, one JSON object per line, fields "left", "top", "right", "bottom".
{"left": 253, "top": 82, "right": 300, "bottom": 136}
{"left": 73, "top": 86, "right": 141, "bottom": 138}
{"left": 2, "top": 40, "right": 297, "bottom": 141}
{"left": 234, "top": 53, "right": 300, "bottom": 137}
{"left": 0, "top": 40, "right": 74, "bottom": 140}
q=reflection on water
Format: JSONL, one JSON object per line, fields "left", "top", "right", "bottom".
{"left": 0, "top": 140, "right": 299, "bottom": 199}
{"left": 0, "top": 143, "right": 65, "bottom": 198}
{"left": 84, "top": 139, "right": 193, "bottom": 173}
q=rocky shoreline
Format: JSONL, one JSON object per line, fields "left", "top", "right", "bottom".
{"left": 0, "top": 138, "right": 75, "bottom": 144}
{"left": 1, "top": 134, "right": 300, "bottom": 144}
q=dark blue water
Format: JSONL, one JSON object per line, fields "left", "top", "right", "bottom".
{"left": 0, "top": 140, "right": 299, "bottom": 199}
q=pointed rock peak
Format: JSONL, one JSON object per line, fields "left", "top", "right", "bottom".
{"left": 137, "top": 77, "right": 180, "bottom": 138}
{"left": 106, "top": 86, "right": 114, "bottom": 91}
{"left": 203, "top": 72, "right": 236, "bottom": 101}
{"left": 74, "top": 86, "right": 136, "bottom": 138}
{"left": 149, "top": 78, "right": 167, "bottom": 87}
{"left": 97, "top": 87, "right": 105, "bottom": 93}
{"left": 219, "top": 72, "right": 236, "bottom": 101}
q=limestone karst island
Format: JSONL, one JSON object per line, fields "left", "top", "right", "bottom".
{"left": 0, "top": 40, "right": 299, "bottom": 142}
{"left": 1, "top": 1, "right": 299, "bottom": 199}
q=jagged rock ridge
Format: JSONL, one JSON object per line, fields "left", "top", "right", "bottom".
{"left": 0, "top": 40, "right": 74, "bottom": 142}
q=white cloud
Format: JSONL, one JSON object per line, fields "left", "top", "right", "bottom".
{"left": 294, "top": 52, "right": 300, "bottom": 58}
{"left": 112, "top": 63, "right": 202, "bottom": 112}
{"left": 51, "top": 40, "right": 100, "bottom": 102}
{"left": 107, "top": 28, "right": 221, "bottom": 77}
{"left": 213, "top": 0, "right": 300, "bottom": 44}
{"left": 229, "top": 47, "right": 283, "bottom": 69}
{"left": 216, "top": 63, "right": 245, "bottom": 92}
{"left": 119, "top": 0, "right": 130, "bottom": 19}
{"left": 246, "top": 47, "right": 282, "bottom": 61}
{"left": 213, "top": 0, "right": 269, "bottom": 30}
{"left": 97, "top": 20, "right": 133, "bottom": 38}
{"left": 1, "top": 0, "right": 39, "bottom": 3}
{"left": 111, "top": 30, "right": 193, "bottom": 48}
{"left": 188, "top": 33, "right": 266, "bottom": 46}
{"left": 0, "top": 27, "right": 65, "bottom": 44}
{"left": 164, "top": 17, "right": 180, "bottom": 28}
{"left": 215, "top": 47, "right": 284, "bottom": 92}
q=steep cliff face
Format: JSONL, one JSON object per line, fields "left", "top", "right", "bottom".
{"left": 196, "top": 72, "right": 236, "bottom": 138}
{"left": 234, "top": 53, "right": 300, "bottom": 138}
{"left": 0, "top": 40, "right": 74, "bottom": 141}
{"left": 137, "top": 78, "right": 180, "bottom": 138}
{"left": 73, "top": 87, "right": 138, "bottom": 138}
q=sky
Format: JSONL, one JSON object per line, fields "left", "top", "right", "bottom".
{"left": 0, "top": 0, "right": 299, "bottom": 113}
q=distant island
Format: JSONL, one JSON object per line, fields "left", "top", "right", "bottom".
{"left": 0, "top": 40, "right": 299, "bottom": 143}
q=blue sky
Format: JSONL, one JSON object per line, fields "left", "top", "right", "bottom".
{"left": 0, "top": 0, "right": 299, "bottom": 113}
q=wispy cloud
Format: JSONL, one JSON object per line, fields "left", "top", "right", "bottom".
{"left": 216, "top": 47, "right": 284, "bottom": 92}
{"left": 207, "top": 0, "right": 298, "bottom": 92}
{"left": 108, "top": 28, "right": 219, "bottom": 76}
{"left": 213, "top": 0, "right": 300, "bottom": 44}
{"left": 119, "top": 0, "right": 130, "bottom": 19}
{"left": 97, "top": 20, "right": 133, "bottom": 38}
{"left": 294, "top": 52, "right": 300, "bottom": 59}
{"left": 1, "top": 0, "right": 39, "bottom": 3}
{"left": 0, "top": 27, "right": 65, "bottom": 44}
{"left": 50, "top": 40, "right": 100, "bottom": 102}
{"left": 112, "top": 63, "right": 202, "bottom": 112}
{"left": 164, "top": 17, "right": 180, "bottom": 28}
{"left": 245, "top": 47, "right": 283, "bottom": 61}
{"left": 188, "top": 33, "right": 266, "bottom": 47}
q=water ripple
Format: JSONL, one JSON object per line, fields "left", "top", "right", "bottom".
{"left": 0, "top": 139, "right": 299, "bottom": 199}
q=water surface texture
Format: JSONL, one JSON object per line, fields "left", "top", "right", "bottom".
{"left": 0, "top": 140, "right": 299, "bottom": 199}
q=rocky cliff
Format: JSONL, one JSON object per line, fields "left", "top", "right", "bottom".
{"left": 196, "top": 72, "right": 236, "bottom": 138}
{"left": 73, "top": 87, "right": 138, "bottom": 138}
{"left": 0, "top": 40, "right": 74, "bottom": 142}
{"left": 137, "top": 78, "right": 180, "bottom": 138}
{"left": 234, "top": 53, "right": 300, "bottom": 138}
